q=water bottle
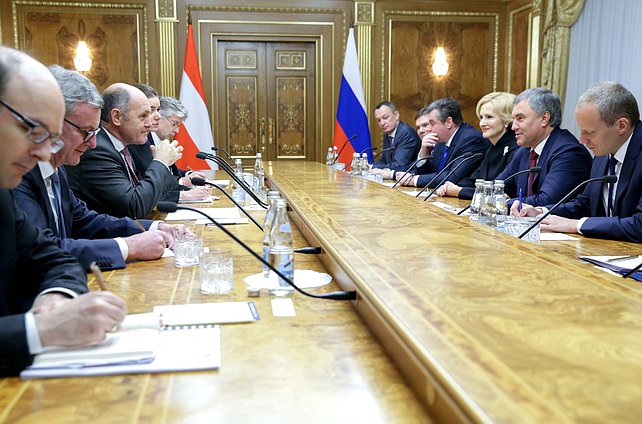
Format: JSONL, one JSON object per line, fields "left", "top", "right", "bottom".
{"left": 469, "top": 179, "right": 484, "bottom": 222}
{"left": 478, "top": 181, "right": 496, "bottom": 226}
{"left": 332, "top": 146, "right": 339, "bottom": 164}
{"left": 232, "top": 159, "right": 246, "bottom": 205}
{"left": 494, "top": 180, "right": 507, "bottom": 231}
{"left": 268, "top": 199, "right": 294, "bottom": 296}
{"left": 325, "top": 147, "right": 333, "bottom": 166}
{"left": 360, "top": 152, "right": 369, "bottom": 175}
{"left": 253, "top": 153, "right": 266, "bottom": 203}
{"left": 350, "top": 152, "right": 361, "bottom": 175}
{"left": 262, "top": 191, "right": 281, "bottom": 277}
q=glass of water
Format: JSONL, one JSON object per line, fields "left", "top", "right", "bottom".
{"left": 200, "top": 249, "right": 234, "bottom": 294}
{"left": 174, "top": 234, "right": 203, "bottom": 267}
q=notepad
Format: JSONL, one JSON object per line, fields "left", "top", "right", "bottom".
{"left": 164, "top": 207, "right": 241, "bottom": 221}
{"left": 579, "top": 255, "right": 642, "bottom": 274}
{"left": 154, "top": 301, "right": 260, "bottom": 327}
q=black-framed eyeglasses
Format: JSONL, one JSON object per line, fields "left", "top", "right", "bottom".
{"left": 162, "top": 115, "right": 182, "bottom": 129}
{"left": 0, "top": 98, "right": 65, "bottom": 153}
{"left": 64, "top": 118, "right": 102, "bottom": 143}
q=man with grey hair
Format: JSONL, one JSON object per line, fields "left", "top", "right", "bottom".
{"left": 66, "top": 83, "right": 183, "bottom": 218}
{"left": 496, "top": 87, "right": 592, "bottom": 210}
{"left": 14, "top": 66, "right": 189, "bottom": 271}
{"left": 517, "top": 82, "right": 642, "bottom": 242}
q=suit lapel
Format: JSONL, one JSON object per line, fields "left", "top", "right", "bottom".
{"left": 31, "top": 167, "right": 58, "bottom": 231}
{"left": 614, "top": 123, "right": 642, "bottom": 214}
{"left": 591, "top": 156, "right": 609, "bottom": 216}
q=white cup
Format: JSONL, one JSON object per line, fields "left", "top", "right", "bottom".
{"left": 200, "top": 249, "right": 234, "bottom": 294}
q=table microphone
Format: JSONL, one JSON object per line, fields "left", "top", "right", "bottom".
{"left": 415, "top": 151, "right": 475, "bottom": 198}
{"left": 157, "top": 202, "right": 357, "bottom": 301}
{"left": 424, "top": 153, "right": 483, "bottom": 201}
{"left": 518, "top": 174, "right": 617, "bottom": 239}
{"left": 359, "top": 146, "right": 378, "bottom": 154}
{"left": 210, "top": 146, "right": 235, "bottom": 165}
{"left": 457, "top": 167, "right": 542, "bottom": 215}
{"left": 372, "top": 146, "right": 396, "bottom": 162}
{"left": 331, "top": 134, "right": 358, "bottom": 165}
{"left": 391, "top": 157, "right": 429, "bottom": 189}
{"left": 190, "top": 177, "right": 264, "bottom": 231}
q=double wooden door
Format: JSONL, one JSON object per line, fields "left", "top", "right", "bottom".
{"left": 215, "top": 41, "right": 316, "bottom": 162}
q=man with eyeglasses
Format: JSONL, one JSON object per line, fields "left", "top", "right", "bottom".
{"left": 129, "top": 90, "right": 209, "bottom": 202}
{"left": 66, "top": 83, "right": 183, "bottom": 218}
{"left": 0, "top": 46, "right": 127, "bottom": 376}
{"left": 14, "top": 65, "right": 191, "bottom": 271}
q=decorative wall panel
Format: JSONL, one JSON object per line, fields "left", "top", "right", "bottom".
{"left": 226, "top": 76, "right": 258, "bottom": 156}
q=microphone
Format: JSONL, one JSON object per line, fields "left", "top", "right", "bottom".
{"left": 196, "top": 152, "right": 268, "bottom": 209}
{"left": 424, "top": 153, "right": 483, "bottom": 201}
{"left": 518, "top": 174, "right": 618, "bottom": 239}
{"left": 190, "top": 177, "right": 264, "bottom": 231}
{"left": 210, "top": 146, "right": 235, "bottom": 165}
{"left": 457, "top": 167, "right": 542, "bottom": 215}
{"left": 372, "top": 146, "right": 396, "bottom": 162}
{"left": 157, "top": 202, "right": 357, "bottom": 301}
{"left": 391, "top": 157, "right": 429, "bottom": 189}
{"left": 331, "top": 134, "right": 358, "bottom": 165}
{"left": 415, "top": 151, "right": 475, "bottom": 198}
{"left": 359, "top": 146, "right": 377, "bottom": 154}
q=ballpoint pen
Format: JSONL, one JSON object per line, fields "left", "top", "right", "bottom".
{"left": 89, "top": 262, "right": 107, "bottom": 291}
{"left": 518, "top": 188, "right": 523, "bottom": 213}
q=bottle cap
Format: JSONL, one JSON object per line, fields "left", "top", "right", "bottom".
{"left": 247, "top": 286, "right": 261, "bottom": 297}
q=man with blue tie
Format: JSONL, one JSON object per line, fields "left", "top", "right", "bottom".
{"left": 497, "top": 87, "right": 592, "bottom": 209}
{"left": 14, "top": 66, "right": 189, "bottom": 271}
{"left": 396, "top": 98, "right": 488, "bottom": 187}
{"left": 517, "top": 82, "right": 642, "bottom": 242}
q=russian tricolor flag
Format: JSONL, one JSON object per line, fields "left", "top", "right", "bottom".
{"left": 333, "top": 27, "right": 372, "bottom": 166}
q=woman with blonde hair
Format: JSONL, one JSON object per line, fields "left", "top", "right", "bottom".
{"left": 436, "top": 92, "right": 518, "bottom": 199}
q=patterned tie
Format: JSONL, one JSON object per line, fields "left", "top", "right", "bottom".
{"left": 121, "top": 146, "right": 140, "bottom": 186}
{"left": 527, "top": 150, "right": 538, "bottom": 197}
{"left": 49, "top": 171, "right": 67, "bottom": 238}
{"left": 389, "top": 135, "right": 395, "bottom": 148}
{"left": 438, "top": 145, "right": 449, "bottom": 171}
{"left": 607, "top": 155, "right": 617, "bottom": 217}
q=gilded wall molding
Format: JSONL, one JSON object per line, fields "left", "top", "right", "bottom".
{"left": 508, "top": 4, "right": 532, "bottom": 92}
{"left": 380, "top": 10, "right": 499, "bottom": 102}
{"left": 11, "top": 0, "right": 149, "bottom": 83}
{"left": 155, "top": 0, "right": 177, "bottom": 95}
{"left": 356, "top": 1, "right": 374, "bottom": 116}
{"left": 155, "top": 0, "right": 176, "bottom": 21}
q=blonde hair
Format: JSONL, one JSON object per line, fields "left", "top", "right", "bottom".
{"left": 476, "top": 92, "right": 516, "bottom": 125}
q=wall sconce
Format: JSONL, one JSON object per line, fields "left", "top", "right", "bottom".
{"left": 432, "top": 47, "right": 448, "bottom": 76}
{"left": 73, "top": 20, "right": 92, "bottom": 72}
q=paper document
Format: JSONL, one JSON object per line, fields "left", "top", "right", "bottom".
{"left": 402, "top": 189, "right": 431, "bottom": 197}
{"left": 540, "top": 232, "right": 578, "bottom": 241}
{"left": 164, "top": 207, "right": 241, "bottom": 221}
{"left": 154, "top": 301, "right": 260, "bottom": 327}
{"left": 178, "top": 195, "right": 219, "bottom": 204}
{"left": 431, "top": 201, "right": 465, "bottom": 214}
{"left": 205, "top": 179, "right": 230, "bottom": 187}
{"left": 579, "top": 255, "right": 642, "bottom": 274}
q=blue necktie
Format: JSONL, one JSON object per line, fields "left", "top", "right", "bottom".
{"left": 607, "top": 155, "right": 617, "bottom": 217}
{"left": 438, "top": 145, "right": 449, "bottom": 171}
{"left": 50, "top": 171, "right": 67, "bottom": 238}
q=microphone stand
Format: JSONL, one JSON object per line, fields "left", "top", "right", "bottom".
{"left": 391, "top": 157, "right": 429, "bottom": 189}
{"left": 622, "top": 260, "right": 642, "bottom": 279}
{"left": 371, "top": 146, "right": 396, "bottom": 162}
{"left": 210, "top": 146, "right": 235, "bottom": 165}
{"left": 359, "top": 146, "right": 378, "bottom": 154}
{"left": 518, "top": 175, "right": 617, "bottom": 239}
{"left": 424, "top": 153, "right": 483, "bottom": 201}
{"left": 415, "top": 152, "right": 475, "bottom": 198}
{"left": 457, "top": 167, "right": 542, "bottom": 215}
{"left": 157, "top": 202, "right": 356, "bottom": 301}
{"left": 331, "top": 134, "right": 358, "bottom": 166}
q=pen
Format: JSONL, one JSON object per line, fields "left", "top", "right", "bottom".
{"left": 607, "top": 255, "right": 639, "bottom": 263}
{"left": 518, "top": 188, "right": 523, "bottom": 213}
{"left": 89, "top": 262, "right": 107, "bottom": 291}
{"left": 134, "top": 219, "right": 146, "bottom": 233}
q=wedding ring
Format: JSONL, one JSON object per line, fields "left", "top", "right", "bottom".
{"left": 109, "top": 323, "right": 120, "bottom": 333}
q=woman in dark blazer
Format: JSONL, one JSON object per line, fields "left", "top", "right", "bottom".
{"left": 436, "top": 92, "right": 518, "bottom": 200}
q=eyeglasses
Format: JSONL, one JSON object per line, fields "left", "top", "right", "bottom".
{"left": 64, "top": 118, "right": 102, "bottom": 142}
{"left": 162, "top": 115, "right": 182, "bottom": 129}
{"left": 0, "top": 98, "right": 65, "bottom": 153}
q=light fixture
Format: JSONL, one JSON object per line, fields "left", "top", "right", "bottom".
{"left": 73, "top": 20, "right": 92, "bottom": 72}
{"left": 432, "top": 47, "right": 448, "bottom": 77}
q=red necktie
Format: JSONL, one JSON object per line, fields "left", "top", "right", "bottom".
{"left": 121, "top": 146, "right": 140, "bottom": 186}
{"left": 527, "top": 150, "right": 538, "bottom": 197}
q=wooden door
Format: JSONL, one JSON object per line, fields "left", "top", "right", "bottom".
{"left": 215, "top": 41, "right": 316, "bottom": 163}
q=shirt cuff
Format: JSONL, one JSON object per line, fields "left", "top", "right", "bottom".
{"left": 577, "top": 217, "right": 589, "bottom": 234}
{"left": 149, "top": 221, "right": 160, "bottom": 231}
{"left": 115, "top": 237, "right": 128, "bottom": 260}
{"left": 37, "top": 288, "right": 79, "bottom": 299}
{"left": 152, "top": 158, "right": 171, "bottom": 172}
{"left": 25, "top": 312, "right": 43, "bottom": 354}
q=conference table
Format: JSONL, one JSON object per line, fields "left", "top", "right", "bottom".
{"left": 1, "top": 161, "right": 641, "bottom": 423}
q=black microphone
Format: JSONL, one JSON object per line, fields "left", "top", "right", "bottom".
{"left": 424, "top": 153, "right": 483, "bottom": 201}
{"left": 518, "top": 174, "right": 618, "bottom": 239}
{"left": 372, "top": 146, "right": 396, "bottom": 162}
{"left": 157, "top": 202, "right": 356, "bottom": 301}
{"left": 457, "top": 167, "right": 542, "bottom": 215}
{"left": 391, "top": 157, "right": 429, "bottom": 189}
{"left": 331, "top": 134, "right": 358, "bottom": 165}
{"left": 415, "top": 151, "right": 475, "bottom": 198}
{"left": 210, "top": 146, "right": 235, "bottom": 165}
{"left": 359, "top": 146, "right": 377, "bottom": 154}
{"left": 191, "top": 177, "right": 264, "bottom": 231}
{"left": 196, "top": 152, "right": 268, "bottom": 209}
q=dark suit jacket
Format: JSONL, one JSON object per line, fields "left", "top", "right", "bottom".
{"left": 14, "top": 166, "right": 154, "bottom": 271}
{"left": 497, "top": 127, "right": 593, "bottom": 207}
{"left": 415, "top": 123, "right": 489, "bottom": 188}
{"left": 457, "top": 130, "right": 518, "bottom": 200}
{"left": 0, "top": 189, "right": 87, "bottom": 376}
{"left": 129, "top": 134, "right": 184, "bottom": 202}
{"left": 372, "top": 121, "right": 421, "bottom": 173}
{"left": 66, "top": 129, "right": 179, "bottom": 218}
{"left": 550, "top": 122, "right": 642, "bottom": 242}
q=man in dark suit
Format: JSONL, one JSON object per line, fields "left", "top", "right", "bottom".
{"left": 0, "top": 46, "right": 126, "bottom": 376}
{"left": 66, "top": 83, "right": 183, "bottom": 218}
{"left": 518, "top": 82, "right": 642, "bottom": 242}
{"left": 370, "top": 101, "right": 421, "bottom": 177}
{"left": 497, "top": 87, "right": 592, "bottom": 211}
{"left": 396, "top": 98, "right": 489, "bottom": 188}
{"left": 14, "top": 66, "right": 189, "bottom": 271}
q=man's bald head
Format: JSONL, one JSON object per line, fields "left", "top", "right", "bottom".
{"left": 101, "top": 83, "right": 152, "bottom": 145}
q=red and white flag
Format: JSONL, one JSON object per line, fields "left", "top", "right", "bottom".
{"left": 174, "top": 20, "right": 216, "bottom": 170}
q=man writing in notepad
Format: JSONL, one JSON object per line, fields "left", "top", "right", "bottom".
{"left": 0, "top": 46, "right": 127, "bottom": 376}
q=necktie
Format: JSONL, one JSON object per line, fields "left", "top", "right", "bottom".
{"left": 49, "top": 171, "right": 67, "bottom": 238}
{"left": 607, "top": 155, "right": 617, "bottom": 217}
{"left": 389, "top": 135, "right": 395, "bottom": 148}
{"left": 121, "top": 146, "right": 140, "bottom": 186}
{"left": 527, "top": 150, "right": 538, "bottom": 197}
{"left": 438, "top": 145, "right": 449, "bottom": 171}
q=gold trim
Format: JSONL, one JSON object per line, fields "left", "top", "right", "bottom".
{"left": 226, "top": 50, "right": 258, "bottom": 69}
{"left": 355, "top": 2, "right": 374, "bottom": 26}
{"left": 357, "top": 24, "right": 372, "bottom": 115}
{"left": 11, "top": 1, "right": 149, "bottom": 83}
{"left": 158, "top": 20, "right": 175, "bottom": 95}
{"left": 508, "top": 4, "right": 532, "bottom": 92}
{"left": 275, "top": 51, "right": 306, "bottom": 70}
{"left": 225, "top": 75, "right": 258, "bottom": 157}
{"left": 155, "top": 0, "right": 176, "bottom": 21}
{"left": 276, "top": 76, "right": 306, "bottom": 159}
